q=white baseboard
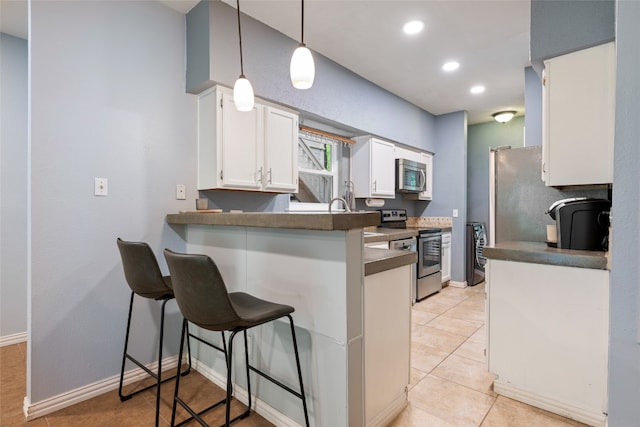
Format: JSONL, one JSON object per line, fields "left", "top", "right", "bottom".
{"left": 367, "top": 392, "right": 407, "bottom": 427}
{"left": 494, "top": 380, "right": 607, "bottom": 427}
{"left": 23, "top": 355, "right": 181, "bottom": 421}
{"left": 191, "top": 358, "right": 301, "bottom": 427}
{"left": 448, "top": 280, "right": 467, "bottom": 288}
{"left": 23, "top": 355, "right": 301, "bottom": 427}
{"left": 0, "top": 331, "right": 27, "bottom": 347}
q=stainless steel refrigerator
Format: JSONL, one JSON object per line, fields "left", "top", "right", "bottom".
{"left": 489, "top": 146, "right": 608, "bottom": 245}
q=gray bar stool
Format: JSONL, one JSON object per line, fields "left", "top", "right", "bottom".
{"left": 116, "top": 238, "right": 192, "bottom": 427}
{"left": 163, "top": 249, "right": 310, "bottom": 427}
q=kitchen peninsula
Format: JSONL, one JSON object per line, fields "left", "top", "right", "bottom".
{"left": 483, "top": 242, "right": 609, "bottom": 427}
{"left": 166, "top": 211, "right": 417, "bottom": 427}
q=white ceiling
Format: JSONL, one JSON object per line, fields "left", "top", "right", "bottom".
{"left": 1, "top": 0, "right": 531, "bottom": 125}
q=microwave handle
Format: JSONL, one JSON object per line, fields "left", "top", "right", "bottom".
{"left": 419, "top": 169, "right": 426, "bottom": 192}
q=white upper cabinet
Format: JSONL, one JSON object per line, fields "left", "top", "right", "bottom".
{"left": 542, "top": 42, "right": 615, "bottom": 186}
{"left": 263, "top": 106, "right": 299, "bottom": 192}
{"left": 197, "top": 86, "right": 299, "bottom": 193}
{"left": 352, "top": 136, "right": 396, "bottom": 198}
{"left": 419, "top": 152, "right": 433, "bottom": 200}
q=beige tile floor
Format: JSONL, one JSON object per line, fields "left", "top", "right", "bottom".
{"left": 390, "top": 282, "right": 587, "bottom": 427}
{"left": 1, "top": 283, "right": 588, "bottom": 426}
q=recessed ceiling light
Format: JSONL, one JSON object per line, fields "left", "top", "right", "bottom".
{"left": 442, "top": 61, "right": 460, "bottom": 72}
{"left": 470, "top": 85, "right": 485, "bottom": 94}
{"left": 403, "top": 20, "right": 424, "bottom": 35}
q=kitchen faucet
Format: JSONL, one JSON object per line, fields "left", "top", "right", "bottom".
{"left": 329, "top": 197, "right": 352, "bottom": 213}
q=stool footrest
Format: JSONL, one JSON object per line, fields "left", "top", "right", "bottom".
{"left": 119, "top": 354, "right": 191, "bottom": 401}
{"left": 248, "top": 364, "right": 305, "bottom": 401}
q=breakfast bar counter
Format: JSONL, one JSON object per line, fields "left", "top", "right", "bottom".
{"left": 166, "top": 211, "right": 413, "bottom": 426}
{"left": 167, "top": 211, "right": 380, "bottom": 230}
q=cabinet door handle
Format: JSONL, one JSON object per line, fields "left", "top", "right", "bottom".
{"left": 257, "top": 167, "right": 263, "bottom": 183}
{"left": 373, "top": 180, "right": 377, "bottom": 191}
{"left": 268, "top": 168, "right": 272, "bottom": 184}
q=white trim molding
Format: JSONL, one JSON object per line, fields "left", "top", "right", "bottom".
{"left": 448, "top": 280, "right": 467, "bottom": 288}
{"left": 0, "top": 332, "right": 27, "bottom": 347}
{"left": 494, "top": 381, "right": 607, "bottom": 427}
{"left": 23, "top": 355, "right": 181, "bottom": 421}
{"left": 22, "top": 355, "right": 301, "bottom": 426}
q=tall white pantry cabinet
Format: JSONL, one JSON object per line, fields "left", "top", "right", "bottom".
{"left": 542, "top": 42, "right": 615, "bottom": 186}
{"left": 197, "top": 86, "right": 299, "bottom": 193}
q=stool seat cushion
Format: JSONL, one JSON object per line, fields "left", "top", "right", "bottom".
{"left": 229, "top": 292, "right": 294, "bottom": 329}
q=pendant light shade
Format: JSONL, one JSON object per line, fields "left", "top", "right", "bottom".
{"left": 290, "top": 0, "right": 315, "bottom": 89}
{"left": 233, "top": 0, "right": 254, "bottom": 111}
{"left": 290, "top": 44, "right": 315, "bottom": 89}
{"left": 234, "top": 76, "right": 254, "bottom": 111}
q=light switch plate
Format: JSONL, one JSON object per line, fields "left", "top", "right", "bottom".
{"left": 94, "top": 178, "right": 108, "bottom": 196}
{"left": 176, "top": 184, "right": 186, "bottom": 200}
{"left": 453, "top": 209, "right": 459, "bottom": 217}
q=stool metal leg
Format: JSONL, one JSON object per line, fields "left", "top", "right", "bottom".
{"left": 287, "top": 314, "right": 310, "bottom": 427}
{"left": 118, "top": 292, "right": 136, "bottom": 402}
{"left": 119, "top": 294, "right": 192, "bottom": 427}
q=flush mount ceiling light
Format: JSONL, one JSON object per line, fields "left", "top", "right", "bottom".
{"left": 233, "top": 0, "right": 254, "bottom": 111}
{"left": 403, "top": 20, "right": 424, "bottom": 35}
{"left": 290, "top": 0, "right": 315, "bottom": 90}
{"left": 493, "top": 111, "right": 517, "bottom": 123}
{"left": 442, "top": 61, "right": 460, "bottom": 72}
{"left": 470, "top": 85, "right": 485, "bottom": 94}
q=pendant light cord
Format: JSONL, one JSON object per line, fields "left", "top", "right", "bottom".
{"left": 301, "top": 0, "right": 305, "bottom": 45}
{"left": 236, "top": 0, "right": 245, "bottom": 77}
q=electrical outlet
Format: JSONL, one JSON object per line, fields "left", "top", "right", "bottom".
{"left": 94, "top": 178, "right": 108, "bottom": 196}
{"left": 453, "top": 209, "right": 458, "bottom": 218}
{"left": 176, "top": 184, "right": 186, "bottom": 200}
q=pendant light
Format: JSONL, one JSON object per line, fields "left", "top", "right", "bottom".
{"left": 233, "top": 0, "right": 254, "bottom": 111}
{"left": 290, "top": 0, "right": 315, "bottom": 89}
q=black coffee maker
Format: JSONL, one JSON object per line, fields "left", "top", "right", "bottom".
{"left": 546, "top": 198, "right": 611, "bottom": 251}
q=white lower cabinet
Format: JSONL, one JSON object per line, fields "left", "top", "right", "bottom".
{"left": 486, "top": 259, "right": 609, "bottom": 427}
{"left": 197, "top": 85, "right": 298, "bottom": 192}
{"left": 441, "top": 232, "right": 451, "bottom": 282}
{"left": 364, "top": 265, "right": 411, "bottom": 426}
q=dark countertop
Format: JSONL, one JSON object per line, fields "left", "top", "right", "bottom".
{"left": 364, "top": 248, "right": 418, "bottom": 276}
{"left": 483, "top": 241, "right": 608, "bottom": 270}
{"left": 363, "top": 226, "right": 451, "bottom": 244}
{"left": 166, "top": 211, "right": 380, "bottom": 231}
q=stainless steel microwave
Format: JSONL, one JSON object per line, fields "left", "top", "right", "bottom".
{"left": 396, "top": 158, "right": 426, "bottom": 193}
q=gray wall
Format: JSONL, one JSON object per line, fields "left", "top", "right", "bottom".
{"left": 423, "top": 111, "right": 467, "bottom": 283}
{"left": 187, "top": 0, "right": 437, "bottom": 153}
{"left": 1, "top": 33, "right": 28, "bottom": 339}
{"left": 29, "top": 1, "right": 196, "bottom": 402}
{"left": 524, "top": 66, "right": 542, "bottom": 147}
{"left": 530, "top": 0, "right": 615, "bottom": 75}
{"left": 608, "top": 0, "right": 640, "bottom": 424}
{"left": 467, "top": 116, "right": 525, "bottom": 238}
